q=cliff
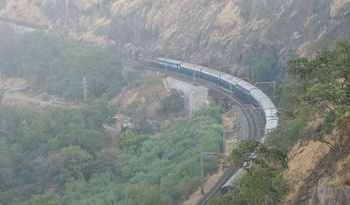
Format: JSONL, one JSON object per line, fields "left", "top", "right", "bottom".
{"left": 0, "top": 0, "right": 349, "bottom": 78}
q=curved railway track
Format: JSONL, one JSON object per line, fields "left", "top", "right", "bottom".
{"left": 122, "top": 59, "right": 265, "bottom": 204}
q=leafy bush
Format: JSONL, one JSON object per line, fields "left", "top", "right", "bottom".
{"left": 157, "top": 89, "right": 185, "bottom": 116}
{"left": 61, "top": 106, "right": 224, "bottom": 204}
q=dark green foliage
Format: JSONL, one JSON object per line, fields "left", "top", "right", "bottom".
{"left": 32, "top": 146, "right": 93, "bottom": 186}
{"left": 0, "top": 102, "right": 115, "bottom": 204}
{"left": 0, "top": 31, "right": 123, "bottom": 101}
{"left": 60, "top": 106, "right": 223, "bottom": 204}
{"left": 0, "top": 141, "right": 16, "bottom": 192}
{"left": 158, "top": 89, "right": 185, "bottom": 116}
{"left": 118, "top": 130, "right": 139, "bottom": 152}
{"left": 265, "top": 113, "right": 308, "bottom": 148}
{"left": 92, "top": 148, "right": 119, "bottom": 174}
{"left": 287, "top": 40, "right": 350, "bottom": 110}
{"left": 211, "top": 139, "right": 289, "bottom": 205}
{"left": 210, "top": 166, "right": 289, "bottom": 205}
{"left": 230, "top": 139, "right": 288, "bottom": 172}
{"left": 20, "top": 193, "right": 69, "bottom": 205}
{"left": 211, "top": 39, "right": 350, "bottom": 205}
{"left": 0, "top": 104, "right": 223, "bottom": 204}
{"left": 243, "top": 51, "right": 277, "bottom": 84}
{"left": 127, "top": 185, "right": 171, "bottom": 205}
{"left": 283, "top": 39, "right": 350, "bottom": 148}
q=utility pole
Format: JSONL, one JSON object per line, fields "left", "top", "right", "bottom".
{"left": 0, "top": 71, "right": 2, "bottom": 88}
{"left": 82, "top": 77, "right": 88, "bottom": 101}
{"left": 223, "top": 131, "right": 226, "bottom": 156}
{"left": 200, "top": 151, "right": 204, "bottom": 194}
{"left": 200, "top": 151, "right": 227, "bottom": 194}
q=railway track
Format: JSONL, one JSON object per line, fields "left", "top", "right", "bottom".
{"left": 121, "top": 59, "right": 264, "bottom": 204}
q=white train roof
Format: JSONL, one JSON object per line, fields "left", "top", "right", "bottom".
{"left": 201, "top": 66, "right": 224, "bottom": 76}
{"left": 222, "top": 168, "right": 246, "bottom": 188}
{"left": 180, "top": 62, "right": 202, "bottom": 72}
{"left": 219, "top": 73, "right": 241, "bottom": 84}
{"left": 236, "top": 79, "right": 256, "bottom": 91}
{"left": 157, "top": 58, "right": 183, "bottom": 64}
{"left": 265, "top": 118, "right": 279, "bottom": 131}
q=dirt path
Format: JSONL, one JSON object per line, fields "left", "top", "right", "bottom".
{"left": 2, "top": 92, "right": 60, "bottom": 108}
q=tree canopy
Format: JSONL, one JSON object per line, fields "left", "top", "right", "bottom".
{"left": 0, "top": 104, "right": 224, "bottom": 204}
{"left": 209, "top": 139, "right": 289, "bottom": 205}
{"left": 283, "top": 39, "right": 350, "bottom": 151}
{"left": 209, "top": 38, "right": 350, "bottom": 205}
{"left": 158, "top": 89, "right": 185, "bottom": 116}
{"left": 0, "top": 31, "right": 123, "bottom": 101}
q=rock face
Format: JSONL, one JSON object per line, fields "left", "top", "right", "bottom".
{"left": 0, "top": 0, "right": 349, "bottom": 78}
{"left": 163, "top": 77, "right": 208, "bottom": 115}
{"left": 1, "top": 0, "right": 350, "bottom": 203}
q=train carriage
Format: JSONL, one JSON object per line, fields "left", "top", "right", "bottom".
{"left": 219, "top": 73, "right": 241, "bottom": 91}
{"left": 138, "top": 55, "right": 279, "bottom": 194}
{"left": 235, "top": 79, "right": 255, "bottom": 103}
{"left": 138, "top": 55, "right": 278, "bottom": 133}
{"left": 200, "top": 66, "right": 223, "bottom": 82}
{"left": 157, "top": 58, "right": 182, "bottom": 72}
{"left": 180, "top": 62, "right": 202, "bottom": 75}
{"left": 249, "top": 88, "right": 267, "bottom": 107}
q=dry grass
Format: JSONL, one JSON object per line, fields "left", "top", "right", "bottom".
{"left": 110, "top": 72, "right": 166, "bottom": 114}
{"left": 330, "top": 0, "right": 350, "bottom": 17}
{"left": 282, "top": 139, "right": 329, "bottom": 204}
{"left": 3, "top": 78, "right": 27, "bottom": 87}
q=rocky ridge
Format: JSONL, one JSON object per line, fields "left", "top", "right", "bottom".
{"left": 0, "top": 0, "right": 349, "bottom": 78}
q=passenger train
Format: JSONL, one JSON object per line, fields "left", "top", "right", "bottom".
{"left": 138, "top": 56, "right": 278, "bottom": 132}
{"left": 139, "top": 55, "right": 279, "bottom": 194}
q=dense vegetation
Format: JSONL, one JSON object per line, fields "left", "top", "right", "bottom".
{"left": 0, "top": 103, "right": 114, "bottom": 204}
{"left": 0, "top": 25, "right": 123, "bottom": 101}
{"left": 243, "top": 51, "right": 277, "bottom": 84}
{"left": 209, "top": 39, "right": 350, "bottom": 204}
{"left": 157, "top": 89, "right": 185, "bottom": 116}
{"left": 0, "top": 104, "right": 224, "bottom": 204}
{"left": 0, "top": 28, "right": 225, "bottom": 204}
{"left": 4, "top": 24, "right": 348, "bottom": 204}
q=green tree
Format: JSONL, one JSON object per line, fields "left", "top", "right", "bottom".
{"left": 286, "top": 39, "right": 350, "bottom": 151}
{"left": 20, "top": 193, "right": 68, "bottom": 205}
{"left": 0, "top": 141, "right": 15, "bottom": 191}
{"left": 229, "top": 139, "right": 288, "bottom": 173}
{"left": 212, "top": 139, "right": 289, "bottom": 205}
{"left": 61, "top": 106, "right": 223, "bottom": 204}
{"left": 46, "top": 124, "right": 105, "bottom": 157}
{"left": 127, "top": 185, "right": 171, "bottom": 205}
{"left": 92, "top": 148, "right": 119, "bottom": 174}
{"left": 244, "top": 51, "right": 276, "bottom": 83}
{"left": 118, "top": 130, "right": 139, "bottom": 152}
{"left": 80, "top": 101, "right": 115, "bottom": 131}
{"left": 3, "top": 31, "right": 123, "bottom": 101}
{"left": 33, "top": 146, "right": 92, "bottom": 186}
{"left": 158, "top": 89, "right": 185, "bottom": 116}
{"left": 219, "top": 166, "right": 288, "bottom": 205}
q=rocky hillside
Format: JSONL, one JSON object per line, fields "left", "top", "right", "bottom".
{"left": 0, "top": 0, "right": 349, "bottom": 80}
{"left": 1, "top": 0, "right": 350, "bottom": 204}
